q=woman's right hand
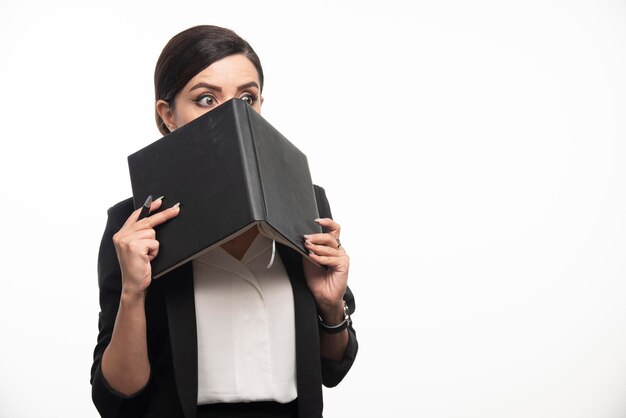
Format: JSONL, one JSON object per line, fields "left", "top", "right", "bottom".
{"left": 113, "top": 198, "right": 181, "bottom": 295}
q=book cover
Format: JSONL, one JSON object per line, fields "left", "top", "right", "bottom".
{"left": 127, "top": 99, "right": 321, "bottom": 278}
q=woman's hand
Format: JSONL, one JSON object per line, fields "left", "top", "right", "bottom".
{"left": 303, "top": 218, "right": 350, "bottom": 323}
{"left": 113, "top": 198, "right": 180, "bottom": 296}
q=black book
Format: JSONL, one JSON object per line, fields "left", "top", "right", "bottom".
{"left": 127, "top": 98, "right": 322, "bottom": 279}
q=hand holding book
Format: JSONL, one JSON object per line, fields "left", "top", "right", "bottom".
{"left": 112, "top": 196, "right": 181, "bottom": 295}
{"left": 302, "top": 217, "right": 351, "bottom": 361}
{"left": 302, "top": 217, "right": 349, "bottom": 322}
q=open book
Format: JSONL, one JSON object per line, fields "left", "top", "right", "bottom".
{"left": 127, "top": 99, "right": 322, "bottom": 279}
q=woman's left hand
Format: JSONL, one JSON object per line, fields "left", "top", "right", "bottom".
{"left": 303, "top": 218, "right": 350, "bottom": 322}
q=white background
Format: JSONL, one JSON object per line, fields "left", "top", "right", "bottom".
{"left": 1, "top": 1, "right": 626, "bottom": 417}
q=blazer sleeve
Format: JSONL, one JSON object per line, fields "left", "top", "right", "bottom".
{"left": 313, "top": 186, "right": 359, "bottom": 388}
{"left": 91, "top": 198, "right": 153, "bottom": 418}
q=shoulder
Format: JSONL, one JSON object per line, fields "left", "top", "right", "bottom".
{"left": 108, "top": 197, "right": 134, "bottom": 218}
{"left": 99, "top": 197, "right": 134, "bottom": 244}
{"left": 104, "top": 197, "right": 134, "bottom": 228}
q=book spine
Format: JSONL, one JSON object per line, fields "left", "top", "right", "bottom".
{"left": 233, "top": 102, "right": 266, "bottom": 221}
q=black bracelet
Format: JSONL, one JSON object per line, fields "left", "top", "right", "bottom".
{"left": 318, "top": 301, "right": 351, "bottom": 334}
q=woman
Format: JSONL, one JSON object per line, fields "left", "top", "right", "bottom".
{"left": 91, "top": 25, "right": 357, "bottom": 418}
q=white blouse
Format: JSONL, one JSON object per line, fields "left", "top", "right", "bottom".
{"left": 192, "top": 232, "right": 297, "bottom": 405}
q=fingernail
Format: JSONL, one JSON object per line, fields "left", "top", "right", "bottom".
{"left": 305, "top": 240, "right": 312, "bottom": 246}
{"left": 156, "top": 195, "right": 165, "bottom": 201}
{"left": 314, "top": 218, "right": 322, "bottom": 222}
{"left": 143, "top": 195, "right": 153, "bottom": 207}
{"left": 172, "top": 202, "right": 180, "bottom": 209}
{"left": 304, "top": 235, "right": 311, "bottom": 240}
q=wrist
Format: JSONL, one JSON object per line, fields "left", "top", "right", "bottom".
{"left": 318, "top": 300, "right": 351, "bottom": 334}
{"left": 121, "top": 284, "right": 147, "bottom": 303}
{"left": 317, "top": 300, "right": 345, "bottom": 325}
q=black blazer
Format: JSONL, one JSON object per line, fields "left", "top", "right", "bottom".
{"left": 91, "top": 186, "right": 358, "bottom": 418}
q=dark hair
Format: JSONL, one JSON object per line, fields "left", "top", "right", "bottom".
{"left": 154, "top": 25, "right": 264, "bottom": 135}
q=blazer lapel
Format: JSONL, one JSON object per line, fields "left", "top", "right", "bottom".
{"left": 278, "top": 245, "right": 323, "bottom": 418}
{"left": 164, "top": 262, "right": 198, "bottom": 418}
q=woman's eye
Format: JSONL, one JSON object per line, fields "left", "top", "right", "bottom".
{"left": 241, "top": 94, "right": 258, "bottom": 106}
{"left": 194, "top": 94, "right": 216, "bottom": 107}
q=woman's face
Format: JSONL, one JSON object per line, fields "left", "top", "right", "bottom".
{"left": 157, "top": 54, "right": 263, "bottom": 132}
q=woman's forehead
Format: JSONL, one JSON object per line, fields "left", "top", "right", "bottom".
{"left": 184, "top": 54, "right": 261, "bottom": 90}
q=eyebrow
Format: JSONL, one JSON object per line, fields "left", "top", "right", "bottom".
{"left": 189, "top": 81, "right": 260, "bottom": 92}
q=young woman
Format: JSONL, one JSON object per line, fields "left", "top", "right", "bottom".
{"left": 91, "top": 25, "right": 357, "bottom": 418}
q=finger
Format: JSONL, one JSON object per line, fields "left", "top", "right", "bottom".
{"left": 308, "top": 251, "right": 349, "bottom": 268}
{"left": 304, "top": 239, "right": 344, "bottom": 256}
{"left": 113, "top": 227, "right": 157, "bottom": 250}
{"left": 145, "top": 239, "right": 160, "bottom": 261}
{"left": 122, "top": 196, "right": 165, "bottom": 228}
{"left": 315, "top": 218, "right": 341, "bottom": 237}
{"left": 304, "top": 233, "right": 341, "bottom": 249}
{"left": 123, "top": 228, "right": 157, "bottom": 242}
{"left": 138, "top": 203, "right": 181, "bottom": 229}
{"left": 148, "top": 197, "right": 164, "bottom": 213}
{"left": 129, "top": 239, "right": 159, "bottom": 259}
{"left": 115, "top": 231, "right": 155, "bottom": 249}
{"left": 123, "top": 205, "right": 147, "bottom": 229}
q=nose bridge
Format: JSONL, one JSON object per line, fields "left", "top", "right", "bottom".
{"left": 222, "top": 86, "right": 239, "bottom": 102}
